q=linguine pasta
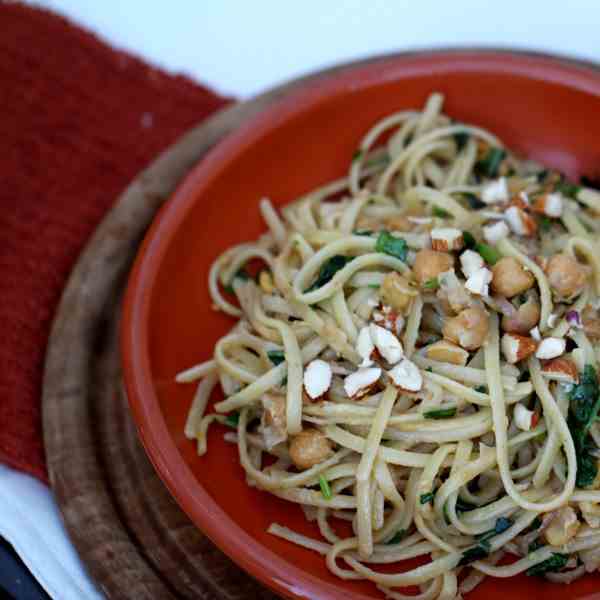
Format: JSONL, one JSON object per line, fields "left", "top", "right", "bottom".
{"left": 177, "top": 93, "right": 600, "bottom": 598}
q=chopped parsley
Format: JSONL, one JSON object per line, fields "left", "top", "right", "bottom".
{"left": 556, "top": 181, "right": 581, "bottom": 199}
{"left": 526, "top": 553, "right": 569, "bottom": 577}
{"left": 455, "top": 497, "right": 477, "bottom": 512}
{"left": 423, "top": 407, "right": 456, "bottom": 419}
{"left": 224, "top": 412, "right": 240, "bottom": 428}
{"left": 567, "top": 365, "right": 600, "bottom": 487}
{"left": 386, "top": 529, "right": 407, "bottom": 544}
{"left": 267, "top": 350, "right": 286, "bottom": 366}
{"left": 476, "top": 517, "right": 513, "bottom": 545}
{"left": 537, "top": 215, "right": 553, "bottom": 232}
{"left": 459, "top": 544, "right": 490, "bottom": 566}
{"left": 375, "top": 231, "right": 408, "bottom": 262}
{"left": 453, "top": 130, "right": 470, "bottom": 151}
{"left": 524, "top": 515, "right": 543, "bottom": 533}
{"left": 462, "top": 231, "right": 477, "bottom": 249}
{"left": 475, "top": 385, "right": 488, "bottom": 394}
{"left": 352, "top": 229, "right": 374, "bottom": 236}
{"left": 475, "top": 147, "right": 506, "bottom": 178}
{"left": 319, "top": 475, "right": 332, "bottom": 500}
{"left": 306, "top": 255, "right": 353, "bottom": 292}
{"left": 432, "top": 206, "right": 453, "bottom": 219}
{"left": 420, "top": 491, "right": 435, "bottom": 505}
{"left": 461, "top": 192, "right": 486, "bottom": 210}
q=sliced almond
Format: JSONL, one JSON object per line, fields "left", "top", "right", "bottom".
{"left": 535, "top": 337, "right": 566, "bottom": 360}
{"left": 425, "top": 340, "right": 469, "bottom": 366}
{"left": 460, "top": 249, "right": 485, "bottom": 278}
{"left": 482, "top": 220, "right": 509, "bottom": 245}
{"left": 356, "top": 326, "right": 375, "bottom": 368}
{"left": 303, "top": 359, "right": 333, "bottom": 400}
{"left": 514, "top": 403, "right": 535, "bottom": 431}
{"left": 532, "top": 193, "right": 563, "bottom": 218}
{"left": 481, "top": 177, "right": 509, "bottom": 204}
{"left": 431, "top": 228, "right": 464, "bottom": 252}
{"left": 388, "top": 358, "right": 423, "bottom": 392}
{"left": 465, "top": 267, "right": 493, "bottom": 297}
{"left": 369, "top": 323, "right": 404, "bottom": 365}
{"left": 501, "top": 333, "right": 538, "bottom": 364}
{"left": 541, "top": 357, "right": 579, "bottom": 383}
{"left": 505, "top": 205, "right": 537, "bottom": 237}
{"left": 344, "top": 367, "right": 382, "bottom": 399}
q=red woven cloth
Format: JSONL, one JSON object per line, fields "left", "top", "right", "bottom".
{"left": 0, "top": 4, "right": 230, "bottom": 482}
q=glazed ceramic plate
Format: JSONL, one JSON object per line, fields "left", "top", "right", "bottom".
{"left": 122, "top": 51, "right": 600, "bottom": 599}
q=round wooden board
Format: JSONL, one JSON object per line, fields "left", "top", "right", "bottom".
{"left": 42, "top": 51, "right": 408, "bottom": 600}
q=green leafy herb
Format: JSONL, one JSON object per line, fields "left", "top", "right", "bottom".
{"left": 458, "top": 544, "right": 490, "bottom": 566}
{"left": 319, "top": 475, "right": 332, "bottom": 500}
{"left": 455, "top": 497, "right": 477, "bottom": 512}
{"left": 556, "top": 181, "right": 581, "bottom": 199}
{"left": 475, "top": 147, "right": 506, "bottom": 178}
{"left": 375, "top": 231, "right": 408, "bottom": 262}
{"left": 453, "top": 131, "right": 470, "bottom": 151}
{"left": 526, "top": 553, "right": 569, "bottom": 577}
{"left": 368, "top": 284, "right": 380, "bottom": 289}
{"left": 306, "top": 255, "right": 352, "bottom": 292}
{"left": 224, "top": 412, "right": 240, "bottom": 428}
{"left": 420, "top": 491, "right": 435, "bottom": 505}
{"left": 432, "top": 206, "right": 453, "bottom": 219}
{"left": 524, "top": 516, "right": 543, "bottom": 533}
{"left": 386, "top": 529, "right": 406, "bottom": 544}
{"left": 423, "top": 277, "right": 440, "bottom": 291}
{"left": 476, "top": 517, "right": 513, "bottom": 545}
{"left": 352, "top": 148, "right": 364, "bottom": 161}
{"left": 267, "top": 350, "right": 286, "bottom": 366}
{"left": 528, "top": 539, "right": 545, "bottom": 554}
{"left": 462, "top": 231, "right": 477, "bottom": 249}
{"left": 352, "top": 229, "right": 374, "bottom": 236}
{"left": 462, "top": 193, "right": 486, "bottom": 210}
{"left": 537, "top": 215, "right": 553, "bottom": 232}
{"left": 423, "top": 407, "right": 457, "bottom": 419}
{"left": 475, "top": 242, "right": 501, "bottom": 265}
{"left": 475, "top": 385, "right": 488, "bottom": 394}
{"left": 567, "top": 365, "right": 600, "bottom": 488}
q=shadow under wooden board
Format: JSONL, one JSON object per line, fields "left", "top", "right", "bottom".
{"left": 42, "top": 50, "right": 418, "bottom": 600}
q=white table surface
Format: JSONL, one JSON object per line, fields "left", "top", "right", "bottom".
{"left": 10, "top": 1, "right": 600, "bottom": 598}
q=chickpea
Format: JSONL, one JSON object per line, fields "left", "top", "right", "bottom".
{"left": 383, "top": 215, "right": 414, "bottom": 232}
{"left": 582, "top": 307, "right": 600, "bottom": 341}
{"left": 379, "top": 272, "right": 418, "bottom": 313}
{"left": 501, "top": 295, "right": 541, "bottom": 334}
{"left": 546, "top": 254, "right": 588, "bottom": 300}
{"left": 443, "top": 306, "right": 489, "bottom": 350}
{"left": 413, "top": 249, "right": 454, "bottom": 285}
{"left": 289, "top": 428, "right": 333, "bottom": 470}
{"left": 491, "top": 257, "right": 535, "bottom": 298}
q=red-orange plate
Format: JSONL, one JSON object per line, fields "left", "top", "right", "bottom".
{"left": 122, "top": 51, "right": 600, "bottom": 599}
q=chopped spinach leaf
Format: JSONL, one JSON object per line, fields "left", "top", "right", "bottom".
{"left": 556, "top": 181, "right": 581, "bottom": 199}
{"left": 352, "top": 229, "right": 374, "bottom": 236}
{"left": 375, "top": 231, "right": 408, "bottom": 262}
{"left": 475, "top": 147, "right": 506, "bottom": 178}
{"left": 459, "top": 544, "right": 490, "bottom": 566}
{"left": 453, "top": 131, "right": 470, "bottom": 151}
{"left": 537, "top": 215, "right": 553, "bottom": 232}
{"left": 420, "top": 491, "right": 435, "bottom": 505}
{"left": 224, "top": 412, "right": 240, "bottom": 428}
{"left": 476, "top": 517, "right": 513, "bottom": 545}
{"left": 306, "top": 255, "right": 352, "bottom": 292}
{"left": 267, "top": 350, "right": 286, "bottom": 366}
{"left": 526, "top": 553, "right": 569, "bottom": 577}
{"left": 475, "top": 385, "right": 488, "bottom": 394}
{"left": 462, "top": 231, "right": 477, "bottom": 249}
{"left": 423, "top": 407, "right": 456, "bottom": 419}
{"left": 432, "top": 206, "right": 453, "bottom": 219}
{"left": 386, "top": 529, "right": 406, "bottom": 544}
{"left": 462, "top": 192, "right": 486, "bottom": 210}
{"left": 455, "top": 497, "right": 477, "bottom": 512}
{"left": 524, "top": 516, "right": 543, "bottom": 533}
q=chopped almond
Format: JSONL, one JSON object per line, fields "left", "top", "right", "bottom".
{"left": 532, "top": 193, "right": 563, "bottom": 218}
{"left": 431, "top": 228, "right": 464, "bottom": 252}
{"left": 541, "top": 357, "right": 579, "bottom": 384}
{"left": 501, "top": 333, "right": 538, "bottom": 364}
{"left": 535, "top": 337, "right": 566, "bottom": 360}
{"left": 505, "top": 206, "right": 537, "bottom": 237}
{"left": 425, "top": 340, "right": 469, "bottom": 366}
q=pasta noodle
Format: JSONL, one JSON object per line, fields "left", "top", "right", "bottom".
{"left": 177, "top": 93, "right": 600, "bottom": 597}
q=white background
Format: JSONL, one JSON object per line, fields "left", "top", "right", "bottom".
{"left": 32, "top": 1, "right": 600, "bottom": 98}
{"left": 11, "top": 1, "right": 600, "bottom": 598}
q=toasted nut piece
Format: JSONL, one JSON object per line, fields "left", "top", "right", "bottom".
{"left": 541, "top": 357, "right": 579, "bottom": 383}
{"left": 259, "top": 270, "right": 275, "bottom": 294}
{"left": 369, "top": 323, "right": 404, "bottom": 365}
{"left": 460, "top": 250, "right": 485, "bottom": 278}
{"left": 344, "top": 367, "right": 382, "bottom": 399}
{"left": 481, "top": 178, "right": 509, "bottom": 204}
{"left": 482, "top": 220, "right": 509, "bottom": 245}
{"left": 535, "top": 337, "right": 566, "bottom": 360}
{"left": 379, "top": 272, "right": 417, "bottom": 313}
{"left": 289, "top": 428, "right": 333, "bottom": 470}
{"left": 303, "top": 359, "right": 333, "bottom": 400}
{"left": 431, "top": 228, "right": 464, "bottom": 252}
{"left": 514, "top": 403, "right": 535, "bottom": 431}
{"left": 544, "top": 506, "right": 580, "bottom": 547}
{"left": 582, "top": 307, "right": 600, "bottom": 341}
{"left": 437, "top": 269, "right": 471, "bottom": 313}
{"left": 387, "top": 358, "right": 423, "bottom": 391}
{"left": 261, "top": 393, "right": 287, "bottom": 449}
{"left": 356, "top": 326, "right": 375, "bottom": 367}
{"left": 425, "top": 340, "right": 469, "bottom": 365}
{"left": 491, "top": 257, "right": 535, "bottom": 298}
{"left": 501, "top": 333, "right": 538, "bottom": 364}
{"left": 443, "top": 307, "right": 490, "bottom": 351}
{"left": 505, "top": 206, "right": 538, "bottom": 237}
{"left": 465, "top": 267, "right": 493, "bottom": 297}
{"left": 383, "top": 215, "right": 415, "bottom": 232}
{"left": 413, "top": 249, "right": 454, "bottom": 285}
{"left": 546, "top": 254, "right": 588, "bottom": 300}
{"left": 532, "top": 193, "right": 563, "bottom": 218}
{"left": 501, "top": 295, "right": 541, "bottom": 334}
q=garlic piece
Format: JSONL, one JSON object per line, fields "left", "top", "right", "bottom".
{"left": 388, "top": 358, "right": 423, "bottom": 392}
